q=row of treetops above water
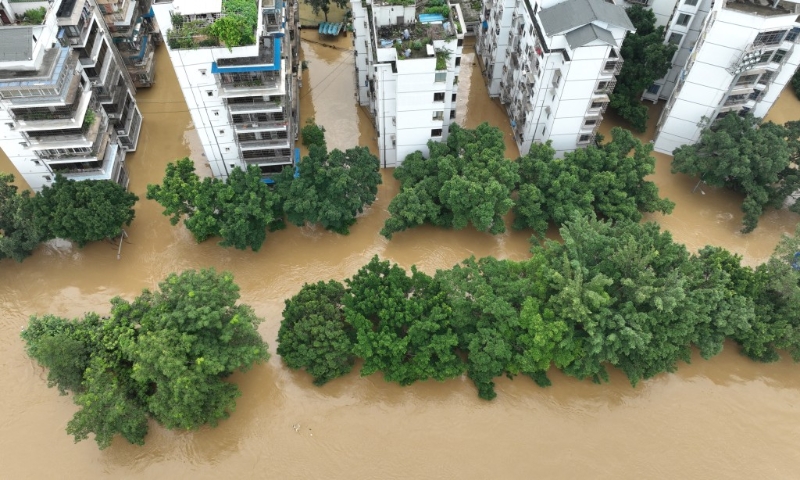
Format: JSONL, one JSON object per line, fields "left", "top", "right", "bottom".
{"left": 20, "top": 214, "right": 800, "bottom": 450}
{"left": 146, "top": 112, "right": 800, "bottom": 255}
{"left": 4, "top": 112, "right": 798, "bottom": 266}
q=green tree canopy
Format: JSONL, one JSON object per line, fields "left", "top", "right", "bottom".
{"left": 277, "top": 122, "right": 381, "bottom": 234}
{"left": 0, "top": 173, "right": 43, "bottom": 262}
{"left": 276, "top": 280, "right": 355, "bottom": 385}
{"left": 733, "top": 223, "right": 800, "bottom": 362}
{"left": 147, "top": 159, "right": 283, "bottom": 251}
{"left": 381, "top": 123, "right": 520, "bottom": 238}
{"left": 609, "top": 5, "right": 676, "bottom": 131}
{"left": 671, "top": 113, "right": 800, "bottom": 232}
{"left": 21, "top": 268, "right": 269, "bottom": 449}
{"left": 277, "top": 218, "right": 800, "bottom": 399}
{"left": 209, "top": 0, "right": 258, "bottom": 49}
{"left": 345, "top": 256, "right": 465, "bottom": 385}
{"left": 35, "top": 175, "right": 137, "bottom": 247}
{"left": 513, "top": 128, "right": 674, "bottom": 236}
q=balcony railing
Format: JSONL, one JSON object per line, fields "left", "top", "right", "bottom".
{"left": 238, "top": 138, "right": 291, "bottom": 150}
{"left": 227, "top": 101, "right": 283, "bottom": 113}
{"left": 602, "top": 59, "right": 624, "bottom": 76}
{"left": 233, "top": 120, "right": 288, "bottom": 132}
{"left": 243, "top": 155, "right": 293, "bottom": 166}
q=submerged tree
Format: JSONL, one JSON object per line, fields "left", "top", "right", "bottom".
{"left": 0, "top": 173, "right": 43, "bottom": 262}
{"left": 346, "top": 256, "right": 465, "bottom": 385}
{"left": 21, "top": 269, "right": 269, "bottom": 449}
{"left": 147, "top": 159, "right": 283, "bottom": 251}
{"left": 277, "top": 280, "right": 355, "bottom": 385}
{"left": 513, "top": 128, "right": 674, "bottom": 236}
{"left": 609, "top": 5, "right": 677, "bottom": 131}
{"left": 671, "top": 113, "right": 800, "bottom": 233}
{"left": 35, "top": 175, "right": 137, "bottom": 247}
{"left": 381, "top": 123, "right": 520, "bottom": 239}
{"left": 277, "top": 122, "right": 381, "bottom": 234}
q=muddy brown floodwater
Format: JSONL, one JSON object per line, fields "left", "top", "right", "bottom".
{"left": 1, "top": 35, "right": 799, "bottom": 479}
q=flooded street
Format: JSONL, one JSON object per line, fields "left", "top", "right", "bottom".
{"left": 0, "top": 35, "right": 799, "bottom": 479}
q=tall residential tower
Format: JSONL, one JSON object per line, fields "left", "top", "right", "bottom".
{"left": 643, "top": 0, "right": 800, "bottom": 154}
{"left": 477, "top": 0, "right": 635, "bottom": 157}
{"left": 0, "top": 0, "right": 144, "bottom": 191}
{"left": 154, "top": 0, "right": 301, "bottom": 179}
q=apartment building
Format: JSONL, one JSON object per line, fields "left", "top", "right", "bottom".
{"left": 352, "top": 0, "right": 467, "bottom": 167}
{"left": 153, "top": 0, "right": 300, "bottom": 180}
{"left": 476, "top": 0, "right": 635, "bottom": 157}
{"left": 97, "top": 0, "right": 162, "bottom": 88}
{"left": 0, "top": 0, "right": 144, "bottom": 191}
{"left": 647, "top": 0, "right": 800, "bottom": 154}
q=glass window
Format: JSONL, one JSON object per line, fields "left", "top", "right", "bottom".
{"left": 431, "top": 128, "right": 443, "bottom": 137}
{"left": 754, "top": 30, "right": 787, "bottom": 46}
{"left": 684, "top": 0, "right": 698, "bottom": 5}
{"left": 432, "top": 111, "right": 444, "bottom": 121}
{"left": 735, "top": 74, "right": 758, "bottom": 85}
{"left": 433, "top": 92, "right": 445, "bottom": 102}
{"left": 668, "top": 33, "right": 683, "bottom": 45}
{"left": 677, "top": 14, "right": 691, "bottom": 26}
{"left": 434, "top": 72, "right": 447, "bottom": 83}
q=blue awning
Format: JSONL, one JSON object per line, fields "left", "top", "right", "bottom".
{"left": 129, "top": 35, "right": 148, "bottom": 61}
{"left": 143, "top": 7, "right": 154, "bottom": 18}
{"left": 211, "top": 37, "right": 282, "bottom": 73}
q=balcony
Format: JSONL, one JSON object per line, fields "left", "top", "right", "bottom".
{"left": 233, "top": 120, "right": 288, "bottom": 133}
{"left": 25, "top": 106, "right": 107, "bottom": 146}
{"left": 217, "top": 72, "right": 282, "bottom": 98}
{"left": 13, "top": 88, "right": 94, "bottom": 132}
{"left": 238, "top": 138, "right": 291, "bottom": 150}
{"left": 242, "top": 155, "right": 293, "bottom": 166}
{"left": 227, "top": 101, "right": 283, "bottom": 113}
{"left": 57, "top": 4, "right": 92, "bottom": 48}
{"left": 601, "top": 59, "right": 624, "bottom": 76}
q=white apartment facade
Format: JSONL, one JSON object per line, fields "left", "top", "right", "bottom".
{"left": 352, "top": 0, "right": 467, "bottom": 167}
{"left": 154, "top": 0, "right": 300, "bottom": 179}
{"left": 476, "top": 0, "right": 635, "bottom": 157}
{"left": 648, "top": 0, "right": 800, "bottom": 154}
{"left": 0, "top": 0, "right": 143, "bottom": 191}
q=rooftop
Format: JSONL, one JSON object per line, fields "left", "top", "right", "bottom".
{"left": 0, "top": 27, "right": 34, "bottom": 63}
{"left": 723, "top": 0, "right": 799, "bottom": 17}
{"left": 538, "top": 0, "right": 635, "bottom": 36}
{"left": 167, "top": 0, "right": 259, "bottom": 50}
{"left": 173, "top": 0, "right": 223, "bottom": 16}
{"left": 565, "top": 23, "right": 617, "bottom": 49}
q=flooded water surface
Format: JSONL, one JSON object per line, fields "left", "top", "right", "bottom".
{"left": 0, "top": 37, "right": 799, "bottom": 479}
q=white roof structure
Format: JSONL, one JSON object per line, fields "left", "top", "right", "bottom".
{"left": 173, "top": 0, "right": 223, "bottom": 16}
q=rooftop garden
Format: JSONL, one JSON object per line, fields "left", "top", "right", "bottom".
{"left": 167, "top": 0, "right": 259, "bottom": 50}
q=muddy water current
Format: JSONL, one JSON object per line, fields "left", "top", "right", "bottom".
{"left": 0, "top": 36, "right": 799, "bottom": 479}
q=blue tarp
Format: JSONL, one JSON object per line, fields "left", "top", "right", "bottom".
{"left": 318, "top": 22, "right": 343, "bottom": 35}
{"left": 419, "top": 13, "right": 445, "bottom": 23}
{"left": 129, "top": 35, "right": 148, "bottom": 61}
{"left": 482, "top": 20, "right": 488, "bottom": 31}
{"left": 142, "top": 7, "right": 154, "bottom": 18}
